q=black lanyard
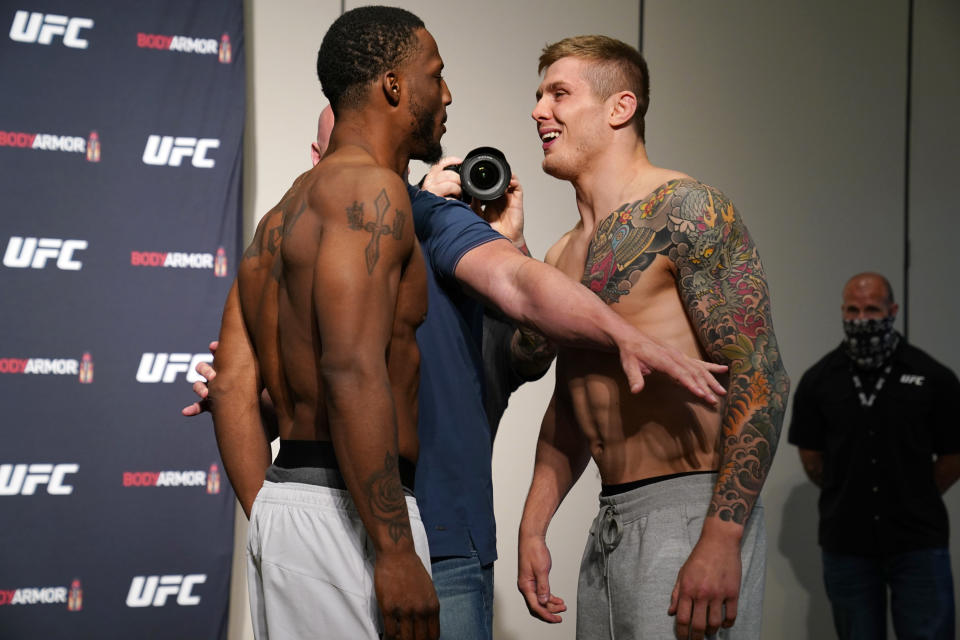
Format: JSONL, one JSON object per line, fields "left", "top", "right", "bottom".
{"left": 851, "top": 364, "right": 893, "bottom": 408}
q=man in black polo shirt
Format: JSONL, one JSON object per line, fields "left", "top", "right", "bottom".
{"left": 789, "top": 272, "right": 960, "bottom": 639}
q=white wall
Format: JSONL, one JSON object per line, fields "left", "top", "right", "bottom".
{"left": 908, "top": 1, "right": 960, "bottom": 634}
{"left": 231, "top": 2, "right": 960, "bottom": 638}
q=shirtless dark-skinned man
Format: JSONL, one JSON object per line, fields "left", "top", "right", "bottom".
{"left": 209, "top": 7, "right": 444, "bottom": 639}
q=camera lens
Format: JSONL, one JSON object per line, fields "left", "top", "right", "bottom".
{"left": 458, "top": 147, "right": 511, "bottom": 202}
{"left": 470, "top": 161, "right": 499, "bottom": 191}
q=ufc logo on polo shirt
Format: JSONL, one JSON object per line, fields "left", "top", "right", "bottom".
{"left": 899, "top": 374, "right": 926, "bottom": 386}
{"left": 0, "top": 463, "right": 78, "bottom": 496}
{"left": 3, "top": 237, "right": 87, "bottom": 270}
{"left": 9, "top": 11, "right": 93, "bottom": 49}
{"left": 126, "top": 575, "right": 206, "bottom": 607}
{"left": 142, "top": 135, "right": 220, "bottom": 168}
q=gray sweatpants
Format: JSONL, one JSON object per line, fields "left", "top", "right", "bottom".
{"left": 576, "top": 473, "right": 766, "bottom": 639}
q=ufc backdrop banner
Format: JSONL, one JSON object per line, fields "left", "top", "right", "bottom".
{"left": 0, "top": 2, "right": 243, "bottom": 638}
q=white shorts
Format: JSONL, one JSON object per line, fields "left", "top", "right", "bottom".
{"left": 246, "top": 480, "right": 432, "bottom": 639}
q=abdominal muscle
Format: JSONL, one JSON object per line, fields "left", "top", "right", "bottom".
{"left": 563, "top": 281, "right": 725, "bottom": 485}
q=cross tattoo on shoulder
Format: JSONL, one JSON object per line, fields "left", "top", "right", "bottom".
{"left": 346, "top": 189, "right": 405, "bottom": 274}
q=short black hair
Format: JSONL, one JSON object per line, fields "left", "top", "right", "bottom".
{"left": 317, "top": 6, "right": 425, "bottom": 114}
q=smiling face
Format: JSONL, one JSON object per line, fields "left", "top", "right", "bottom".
{"left": 404, "top": 29, "right": 451, "bottom": 164}
{"left": 532, "top": 56, "right": 611, "bottom": 181}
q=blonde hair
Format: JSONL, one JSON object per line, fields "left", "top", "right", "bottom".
{"left": 539, "top": 35, "right": 650, "bottom": 141}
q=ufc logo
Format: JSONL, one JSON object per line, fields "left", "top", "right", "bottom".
{"left": 126, "top": 575, "right": 206, "bottom": 607}
{"left": 3, "top": 236, "right": 87, "bottom": 270}
{"left": 899, "top": 374, "right": 926, "bottom": 386}
{"left": 142, "top": 135, "right": 219, "bottom": 168}
{"left": 0, "top": 463, "right": 78, "bottom": 496}
{"left": 9, "top": 11, "right": 94, "bottom": 49}
{"left": 136, "top": 353, "right": 212, "bottom": 383}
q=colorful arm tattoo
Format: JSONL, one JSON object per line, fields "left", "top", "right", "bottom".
{"left": 582, "top": 179, "right": 790, "bottom": 525}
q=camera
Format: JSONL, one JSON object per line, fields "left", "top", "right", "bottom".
{"left": 444, "top": 146, "right": 511, "bottom": 202}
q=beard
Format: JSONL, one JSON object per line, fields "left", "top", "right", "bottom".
{"left": 408, "top": 98, "right": 443, "bottom": 165}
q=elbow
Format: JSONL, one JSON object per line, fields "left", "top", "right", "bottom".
{"left": 207, "top": 368, "right": 255, "bottom": 407}
{"left": 318, "top": 353, "right": 385, "bottom": 400}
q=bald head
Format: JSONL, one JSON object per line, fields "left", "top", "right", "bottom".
{"left": 842, "top": 272, "right": 897, "bottom": 321}
{"left": 310, "top": 105, "right": 336, "bottom": 166}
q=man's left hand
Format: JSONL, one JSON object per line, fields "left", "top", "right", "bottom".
{"left": 668, "top": 527, "right": 741, "bottom": 639}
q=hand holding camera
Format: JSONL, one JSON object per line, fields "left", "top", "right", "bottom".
{"left": 421, "top": 147, "right": 511, "bottom": 202}
{"left": 420, "top": 147, "right": 525, "bottom": 248}
{"left": 443, "top": 147, "right": 512, "bottom": 202}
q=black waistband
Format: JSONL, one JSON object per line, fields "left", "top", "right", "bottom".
{"left": 600, "top": 469, "right": 716, "bottom": 497}
{"left": 275, "top": 440, "right": 416, "bottom": 491}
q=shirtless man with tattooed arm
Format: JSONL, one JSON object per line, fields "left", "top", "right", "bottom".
{"left": 517, "top": 36, "right": 789, "bottom": 640}
{"left": 208, "top": 8, "right": 444, "bottom": 639}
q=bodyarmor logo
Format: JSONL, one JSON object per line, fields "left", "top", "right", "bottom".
{"left": 126, "top": 575, "right": 206, "bottom": 607}
{"left": 136, "top": 353, "right": 212, "bottom": 383}
{"left": 0, "top": 586, "right": 69, "bottom": 607}
{"left": 123, "top": 469, "right": 208, "bottom": 488}
{"left": 0, "top": 357, "right": 80, "bottom": 376}
{"left": 9, "top": 11, "right": 94, "bottom": 49}
{"left": 137, "top": 33, "right": 219, "bottom": 55}
{"left": 3, "top": 237, "right": 87, "bottom": 270}
{"left": 130, "top": 250, "right": 219, "bottom": 271}
{"left": 142, "top": 135, "right": 219, "bottom": 168}
{"left": 0, "top": 131, "right": 88, "bottom": 154}
{"left": 0, "top": 463, "right": 78, "bottom": 496}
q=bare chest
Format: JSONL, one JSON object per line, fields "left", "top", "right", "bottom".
{"left": 560, "top": 209, "right": 678, "bottom": 314}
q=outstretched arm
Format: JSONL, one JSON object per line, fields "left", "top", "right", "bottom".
{"left": 664, "top": 185, "right": 790, "bottom": 638}
{"left": 455, "top": 241, "right": 726, "bottom": 402}
{"left": 475, "top": 173, "right": 558, "bottom": 379}
{"left": 517, "top": 360, "right": 589, "bottom": 624}
{"left": 442, "top": 167, "right": 558, "bottom": 381}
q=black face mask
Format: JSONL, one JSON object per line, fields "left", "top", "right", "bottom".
{"left": 842, "top": 316, "right": 899, "bottom": 370}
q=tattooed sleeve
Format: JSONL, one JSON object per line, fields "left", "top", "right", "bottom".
{"left": 583, "top": 180, "right": 790, "bottom": 525}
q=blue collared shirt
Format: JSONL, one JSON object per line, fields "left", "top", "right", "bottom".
{"left": 408, "top": 184, "right": 503, "bottom": 564}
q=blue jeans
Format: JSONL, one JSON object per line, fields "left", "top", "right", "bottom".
{"left": 431, "top": 552, "right": 494, "bottom": 640}
{"left": 822, "top": 548, "right": 955, "bottom": 639}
